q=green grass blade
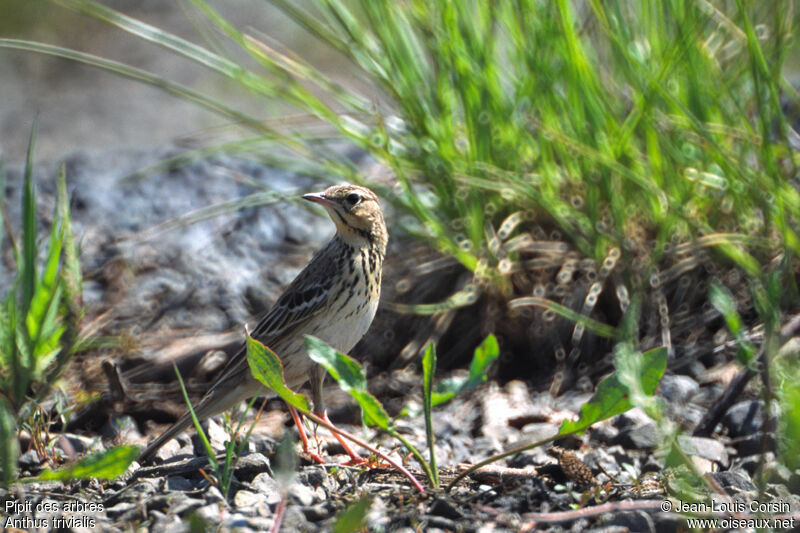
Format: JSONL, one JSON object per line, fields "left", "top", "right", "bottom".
{"left": 174, "top": 364, "right": 220, "bottom": 476}
{"left": 421, "top": 342, "right": 438, "bottom": 487}
{"left": 0, "top": 400, "right": 19, "bottom": 485}
{"left": 20, "top": 121, "right": 38, "bottom": 317}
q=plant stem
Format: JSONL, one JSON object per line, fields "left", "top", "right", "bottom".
{"left": 445, "top": 432, "right": 560, "bottom": 492}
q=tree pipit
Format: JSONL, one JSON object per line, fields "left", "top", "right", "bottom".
{"left": 138, "top": 184, "right": 387, "bottom": 464}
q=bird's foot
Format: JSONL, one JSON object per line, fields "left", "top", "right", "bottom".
{"left": 300, "top": 450, "right": 327, "bottom": 465}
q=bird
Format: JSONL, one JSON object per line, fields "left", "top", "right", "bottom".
{"left": 138, "top": 184, "right": 388, "bottom": 463}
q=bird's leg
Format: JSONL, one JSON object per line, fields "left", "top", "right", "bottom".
{"left": 310, "top": 365, "right": 366, "bottom": 466}
{"left": 288, "top": 405, "right": 324, "bottom": 464}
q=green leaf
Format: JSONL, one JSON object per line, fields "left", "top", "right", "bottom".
{"left": 57, "top": 167, "right": 83, "bottom": 304}
{"left": 333, "top": 495, "right": 372, "bottom": 533}
{"left": 350, "top": 389, "right": 391, "bottom": 430}
{"left": 33, "top": 445, "right": 138, "bottom": 482}
{"left": 431, "top": 333, "right": 499, "bottom": 407}
{"left": 304, "top": 335, "right": 366, "bottom": 390}
{"left": 20, "top": 121, "right": 38, "bottom": 317}
{"left": 467, "top": 333, "right": 499, "bottom": 384}
{"left": 422, "top": 342, "right": 435, "bottom": 417}
{"left": 304, "top": 335, "right": 392, "bottom": 429}
{"left": 421, "top": 341, "right": 438, "bottom": 487}
{"left": 246, "top": 335, "right": 310, "bottom": 411}
{"left": 558, "top": 346, "right": 667, "bottom": 435}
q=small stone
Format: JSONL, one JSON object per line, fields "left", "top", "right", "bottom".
{"left": 297, "top": 465, "right": 327, "bottom": 487}
{"left": 614, "top": 408, "right": 659, "bottom": 449}
{"left": 234, "top": 489, "right": 267, "bottom": 509}
{"left": 429, "top": 498, "right": 462, "bottom": 520}
{"left": 18, "top": 449, "right": 42, "bottom": 470}
{"left": 102, "top": 415, "right": 141, "bottom": 442}
{"left": 166, "top": 476, "right": 193, "bottom": 491}
{"left": 366, "top": 496, "right": 390, "bottom": 531}
{"left": 723, "top": 401, "right": 764, "bottom": 437}
{"left": 153, "top": 438, "right": 184, "bottom": 462}
{"left": 170, "top": 497, "right": 204, "bottom": 516}
{"left": 589, "top": 421, "right": 619, "bottom": 444}
{"left": 711, "top": 470, "right": 756, "bottom": 494}
{"left": 105, "top": 501, "right": 137, "bottom": 518}
{"left": 204, "top": 485, "right": 225, "bottom": 504}
{"left": 302, "top": 502, "right": 330, "bottom": 521}
{"left": 659, "top": 374, "right": 699, "bottom": 403}
{"left": 289, "top": 482, "right": 315, "bottom": 506}
{"left": 600, "top": 510, "right": 655, "bottom": 532}
{"left": 205, "top": 418, "right": 229, "bottom": 453}
{"left": 251, "top": 473, "right": 282, "bottom": 505}
{"left": 195, "top": 503, "right": 223, "bottom": 524}
{"left": 678, "top": 435, "right": 729, "bottom": 468}
{"left": 243, "top": 516, "right": 275, "bottom": 531}
{"left": 280, "top": 505, "right": 310, "bottom": 532}
{"left": 233, "top": 453, "right": 271, "bottom": 481}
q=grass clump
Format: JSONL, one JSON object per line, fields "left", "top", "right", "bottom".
{"left": 0, "top": 125, "right": 83, "bottom": 483}
{"left": 0, "top": 126, "right": 137, "bottom": 484}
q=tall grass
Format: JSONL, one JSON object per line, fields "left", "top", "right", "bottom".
{"left": 3, "top": 1, "right": 796, "bottom": 319}
{"left": 0, "top": 126, "right": 83, "bottom": 483}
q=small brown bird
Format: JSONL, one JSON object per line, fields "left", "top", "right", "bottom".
{"left": 138, "top": 184, "right": 387, "bottom": 463}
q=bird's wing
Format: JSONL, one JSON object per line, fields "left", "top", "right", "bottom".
{"left": 211, "top": 246, "right": 338, "bottom": 385}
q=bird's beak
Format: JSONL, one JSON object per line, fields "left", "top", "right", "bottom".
{"left": 302, "top": 192, "right": 334, "bottom": 207}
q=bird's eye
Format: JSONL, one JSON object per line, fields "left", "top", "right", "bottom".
{"left": 345, "top": 193, "right": 361, "bottom": 206}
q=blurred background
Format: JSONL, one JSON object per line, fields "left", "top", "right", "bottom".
{"left": 0, "top": 0, "right": 351, "bottom": 161}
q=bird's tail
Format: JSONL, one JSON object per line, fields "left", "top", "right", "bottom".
{"left": 137, "top": 385, "right": 249, "bottom": 463}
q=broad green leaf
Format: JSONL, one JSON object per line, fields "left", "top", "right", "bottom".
{"left": 246, "top": 335, "right": 310, "bottom": 411}
{"left": 304, "top": 335, "right": 366, "bottom": 390}
{"left": 558, "top": 346, "right": 667, "bottom": 435}
{"left": 304, "top": 335, "right": 392, "bottom": 429}
{"left": 350, "top": 390, "right": 392, "bottom": 430}
{"left": 333, "top": 496, "right": 372, "bottom": 533}
{"left": 33, "top": 445, "right": 138, "bottom": 482}
{"left": 431, "top": 333, "right": 499, "bottom": 406}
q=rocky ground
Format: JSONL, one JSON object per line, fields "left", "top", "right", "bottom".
{"left": 1, "top": 149, "right": 799, "bottom": 532}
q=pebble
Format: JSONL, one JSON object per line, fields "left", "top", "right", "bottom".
{"left": 723, "top": 400, "right": 765, "bottom": 437}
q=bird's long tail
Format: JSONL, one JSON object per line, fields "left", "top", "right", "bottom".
{"left": 137, "top": 385, "right": 247, "bottom": 463}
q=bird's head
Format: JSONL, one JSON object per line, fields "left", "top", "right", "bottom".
{"left": 303, "top": 184, "right": 387, "bottom": 252}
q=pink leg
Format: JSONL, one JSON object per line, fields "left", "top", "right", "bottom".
{"left": 319, "top": 411, "right": 366, "bottom": 466}
{"left": 288, "top": 406, "right": 325, "bottom": 464}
